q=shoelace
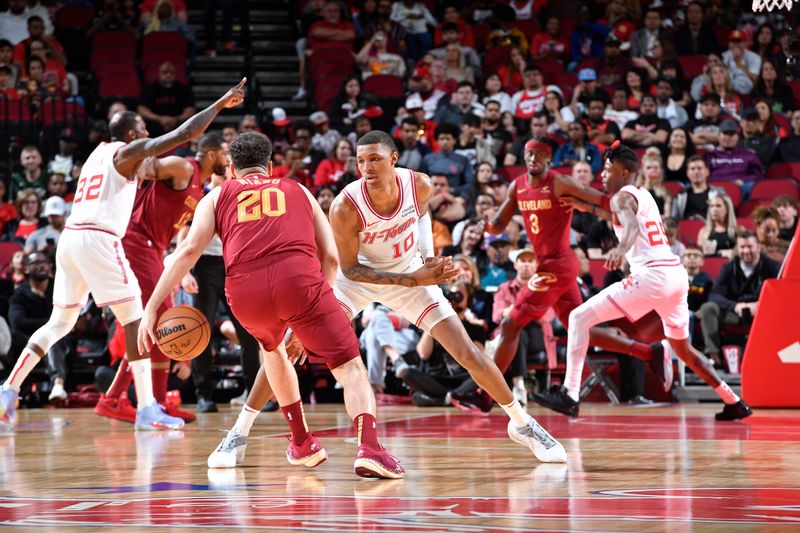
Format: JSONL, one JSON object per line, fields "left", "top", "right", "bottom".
{"left": 216, "top": 429, "right": 244, "bottom": 453}
{"left": 521, "top": 421, "right": 558, "bottom": 449}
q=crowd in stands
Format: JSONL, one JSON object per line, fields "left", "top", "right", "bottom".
{"left": 0, "top": 0, "right": 799, "bottom": 412}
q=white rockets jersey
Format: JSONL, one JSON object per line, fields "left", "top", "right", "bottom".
{"left": 65, "top": 141, "right": 137, "bottom": 238}
{"left": 340, "top": 167, "right": 423, "bottom": 274}
{"left": 612, "top": 185, "right": 681, "bottom": 272}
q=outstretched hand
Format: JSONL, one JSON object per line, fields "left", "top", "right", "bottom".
{"left": 218, "top": 78, "right": 247, "bottom": 109}
{"left": 559, "top": 195, "right": 593, "bottom": 213}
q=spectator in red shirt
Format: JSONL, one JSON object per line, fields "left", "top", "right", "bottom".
{"left": 530, "top": 16, "right": 568, "bottom": 62}
{"left": 271, "top": 145, "right": 314, "bottom": 190}
{"left": 308, "top": 1, "right": 356, "bottom": 52}
{"left": 12, "top": 16, "right": 67, "bottom": 69}
{"left": 433, "top": 4, "right": 474, "bottom": 48}
{"left": 314, "top": 137, "right": 355, "bottom": 188}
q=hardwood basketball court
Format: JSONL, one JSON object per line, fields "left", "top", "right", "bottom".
{"left": 1, "top": 403, "right": 799, "bottom": 531}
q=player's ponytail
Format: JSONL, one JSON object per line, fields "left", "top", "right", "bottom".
{"left": 603, "top": 140, "right": 639, "bottom": 174}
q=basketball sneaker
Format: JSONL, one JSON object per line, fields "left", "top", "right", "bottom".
{"left": 650, "top": 340, "right": 674, "bottom": 392}
{"left": 162, "top": 404, "right": 196, "bottom": 423}
{"left": 0, "top": 388, "right": 18, "bottom": 431}
{"left": 286, "top": 433, "right": 327, "bottom": 467}
{"left": 134, "top": 403, "right": 185, "bottom": 431}
{"left": 450, "top": 390, "right": 494, "bottom": 416}
{"left": 94, "top": 394, "right": 137, "bottom": 423}
{"left": 208, "top": 428, "right": 248, "bottom": 468}
{"left": 507, "top": 419, "right": 568, "bottom": 463}
{"left": 715, "top": 400, "right": 753, "bottom": 421}
{"left": 354, "top": 444, "right": 405, "bottom": 479}
{"left": 532, "top": 385, "right": 580, "bottom": 417}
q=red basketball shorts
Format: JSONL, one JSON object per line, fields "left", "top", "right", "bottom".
{"left": 122, "top": 231, "right": 166, "bottom": 309}
{"left": 225, "top": 254, "right": 360, "bottom": 370}
{"left": 509, "top": 252, "right": 582, "bottom": 328}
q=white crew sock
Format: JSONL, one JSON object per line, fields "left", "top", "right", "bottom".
{"left": 501, "top": 399, "right": 532, "bottom": 428}
{"left": 130, "top": 359, "right": 156, "bottom": 408}
{"left": 715, "top": 382, "right": 740, "bottom": 405}
{"left": 232, "top": 404, "right": 260, "bottom": 436}
{"left": 3, "top": 348, "right": 42, "bottom": 393}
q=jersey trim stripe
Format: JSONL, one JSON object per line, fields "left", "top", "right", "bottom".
{"left": 410, "top": 170, "right": 421, "bottom": 217}
{"left": 53, "top": 302, "right": 84, "bottom": 308}
{"left": 342, "top": 190, "right": 366, "bottom": 231}
{"left": 644, "top": 259, "right": 683, "bottom": 268}
{"left": 607, "top": 295, "right": 634, "bottom": 322}
{"left": 65, "top": 225, "right": 116, "bottom": 236}
{"left": 361, "top": 174, "right": 403, "bottom": 220}
{"left": 96, "top": 295, "right": 137, "bottom": 308}
{"left": 338, "top": 300, "right": 354, "bottom": 318}
{"left": 415, "top": 302, "right": 439, "bottom": 327}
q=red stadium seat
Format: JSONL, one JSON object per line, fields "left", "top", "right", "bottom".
{"left": 750, "top": 179, "right": 799, "bottom": 201}
{"left": 309, "top": 49, "right": 357, "bottom": 78}
{"left": 40, "top": 99, "right": 85, "bottom": 130}
{"left": 548, "top": 72, "right": 579, "bottom": 90}
{"left": 0, "top": 242, "right": 22, "bottom": 270}
{"left": 765, "top": 162, "right": 800, "bottom": 180}
{"left": 535, "top": 58, "right": 565, "bottom": 75}
{"left": 551, "top": 165, "right": 572, "bottom": 176}
{"left": 738, "top": 198, "right": 773, "bottom": 217}
{"left": 678, "top": 219, "right": 705, "bottom": 245}
{"left": 142, "top": 32, "right": 188, "bottom": 56}
{"left": 363, "top": 75, "right": 404, "bottom": 98}
{"left": 711, "top": 181, "right": 742, "bottom": 208}
{"left": 54, "top": 5, "right": 94, "bottom": 30}
{"left": 90, "top": 47, "right": 136, "bottom": 71}
{"left": 141, "top": 49, "right": 188, "bottom": 70}
{"left": 98, "top": 75, "right": 142, "bottom": 99}
{"left": 677, "top": 55, "right": 707, "bottom": 80}
{"left": 471, "top": 23, "right": 491, "bottom": 51}
{"left": 496, "top": 165, "right": 525, "bottom": 181}
{"left": 714, "top": 25, "right": 730, "bottom": 48}
{"left": 664, "top": 181, "right": 684, "bottom": 198}
{"left": 94, "top": 62, "right": 138, "bottom": 80}
{"left": 314, "top": 80, "right": 344, "bottom": 114}
{"left": 92, "top": 31, "right": 137, "bottom": 51}
{"left": 512, "top": 19, "right": 540, "bottom": 38}
{"left": 483, "top": 46, "right": 511, "bottom": 74}
{"left": 737, "top": 217, "right": 755, "bottom": 231}
{"left": 791, "top": 81, "right": 800, "bottom": 105}
{"left": 702, "top": 256, "right": 728, "bottom": 279}
{"left": 0, "top": 97, "right": 33, "bottom": 122}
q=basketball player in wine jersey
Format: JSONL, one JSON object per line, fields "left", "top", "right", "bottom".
{"left": 535, "top": 142, "right": 752, "bottom": 421}
{"left": 139, "top": 132, "right": 407, "bottom": 478}
{"left": 94, "top": 133, "right": 230, "bottom": 424}
{"left": 479, "top": 138, "right": 669, "bottom": 413}
{"left": 0, "top": 79, "right": 246, "bottom": 432}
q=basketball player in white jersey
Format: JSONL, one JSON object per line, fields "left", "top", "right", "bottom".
{"left": 534, "top": 142, "right": 752, "bottom": 421}
{"left": 0, "top": 79, "right": 247, "bottom": 431}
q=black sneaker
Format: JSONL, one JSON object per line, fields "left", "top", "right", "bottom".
{"left": 262, "top": 399, "right": 279, "bottom": 412}
{"left": 628, "top": 394, "right": 654, "bottom": 405}
{"left": 715, "top": 399, "right": 753, "bottom": 421}
{"left": 197, "top": 397, "right": 218, "bottom": 413}
{"left": 532, "top": 385, "right": 580, "bottom": 417}
{"left": 411, "top": 391, "right": 447, "bottom": 407}
{"left": 450, "top": 390, "right": 493, "bottom": 416}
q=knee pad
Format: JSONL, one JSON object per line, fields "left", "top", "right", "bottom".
{"left": 110, "top": 297, "right": 144, "bottom": 326}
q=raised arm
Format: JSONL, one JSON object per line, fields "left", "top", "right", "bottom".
{"left": 115, "top": 78, "right": 246, "bottom": 178}
{"left": 486, "top": 179, "right": 517, "bottom": 234}
{"left": 301, "top": 185, "right": 340, "bottom": 287}
{"left": 329, "top": 188, "right": 456, "bottom": 287}
{"left": 137, "top": 155, "right": 195, "bottom": 189}
{"left": 605, "top": 191, "right": 639, "bottom": 271}
{"left": 137, "top": 189, "right": 219, "bottom": 353}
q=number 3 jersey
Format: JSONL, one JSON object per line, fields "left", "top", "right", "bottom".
{"left": 215, "top": 174, "right": 317, "bottom": 272}
{"left": 65, "top": 141, "right": 136, "bottom": 237}
{"left": 514, "top": 170, "right": 572, "bottom": 259}
{"left": 612, "top": 185, "right": 679, "bottom": 273}
{"left": 341, "top": 167, "right": 423, "bottom": 275}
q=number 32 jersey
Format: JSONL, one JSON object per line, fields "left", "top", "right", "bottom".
{"left": 612, "top": 185, "right": 679, "bottom": 273}
{"left": 341, "top": 167, "right": 423, "bottom": 274}
{"left": 65, "top": 141, "right": 137, "bottom": 237}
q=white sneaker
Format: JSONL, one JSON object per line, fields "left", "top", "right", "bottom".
{"left": 512, "top": 378, "right": 527, "bottom": 406}
{"left": 660, "top": 339, "right": 675, "bottom": 392}
{"left": 507, "top": 419, "right": 567, "bottom": 463}
{"left": 292, "top": 87, "right": 306, "bottom": 101}
{"left": 208, "top": 429, "right": 248, "bottom": 468}
{"left": 49, "top": 383, "right": 67, "bottom": 401}
{"left": 229, "top": 390, "right": 248, "bottom": 406}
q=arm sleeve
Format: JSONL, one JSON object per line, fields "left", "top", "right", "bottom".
{"left": 417, "top": 212, "right": 434, "bottom": 259}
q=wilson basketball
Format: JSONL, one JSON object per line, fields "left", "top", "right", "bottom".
{"left": 155, "top": 305, "right": 210, "bottom": 361}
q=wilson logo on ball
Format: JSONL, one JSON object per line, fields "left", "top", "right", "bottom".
{"left": 156, "top": 324, "right": 187, "bottom": 340}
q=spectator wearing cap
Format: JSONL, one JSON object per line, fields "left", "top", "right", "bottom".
{"left": 24, "top": 196, "right": 65, "bottom": 254}
{"left": 675, "top": 2, "right": 719, "bottom": 56}
{"left": 568, "top": 5, "right": 608, "bottom": 70}
{"left": 486, "top": 5, "right": 529, "bottom": 56}
{"left": 655, "top": 77, "right": 688, "bottom": 129}
{"left": 589, "top": 35, "right": 632, "bottom": 89}
{"left": 137, "top": 61, "right": 196, "bottom": 136}
{"left": 723, "top": 29, "right": 762, "bottom": 86}
{"left": 621, "top": 94, "right": 671, "bottom": 148}
{"left": 9, "top": 145, "right": 45, "bottom": 201}
{"left": 47, "top": 128, "right": 80, "bottom": 176}
{"left": 480, "top": 233, "right": 515, "bottom": 292}
{"left": 510, "top": 65, "right": 546, "bottom": 126}
{"left": 687, "top": 92, "right": 724, "bottom": 151}
{"left": 569, "top": 67, "right": 610, "bottom": 118}
{"left": 434, "top": 81, "right": 484, "bottom": 128}
{"left": 740, "top": 107, "right": 775, "bottom": 167}
{"left": 630, "top": 8, "right": 665, "bottom": 59}
{"left": 430, "top": 21, "right": 481, "bottom": 74}
{"left": 407, "top": 69, "right": 447, "bottom": 120}
{"left": 396, "top": 117, "right": 431, "bottom": 171}
{"left": 422, "top": 123, "right": 474, "bottom": 198}
{"left": 706, "top": 120, "right": 764, "bottom": 194}
{"left": 389, "top": 0, "right": 436, "bottom": 60}
{"left": 395, "top": 93, "right": 438, "bottom": 148}
{"left": 309, "top": 111, "right": 342, "bottom": 157}
{"left": 530, "top": 16, "right": 569, "bottom": 63}
{"left": 773, "top": 110, "right": 800, "bottom": 163}
{"left": 269, "top": 107, "right": 293, "bottom": 162}
{"left": 355, "top": 30, "right": 406, "bottom": 80}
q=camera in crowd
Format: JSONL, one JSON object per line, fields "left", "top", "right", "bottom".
{"left": 443, "top": 288, "right": 464, "bottom": 305}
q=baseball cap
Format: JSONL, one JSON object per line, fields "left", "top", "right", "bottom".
{"left": 510, "top": 247, "right": 535, "bottom": 262}
{"left": 272, "top": 107, "right": 291, "bottom": 127}
{"left": 578, "top": 68, "right": 597, "bottom": 82}
{"left": 720, "top": 119, "right": 739, "bottom": 133}
{"left": 412, "top": 65, "right": 432, "bottom": 80}
{"left": 309, "top": 111, "right": 329, "bottom": 125}
{"left": 729, "top": 29, "right": 747, "bottom": 42}
{"left": 605, "top": 34, "right": 621, "bottom": 46}
{"left": 487, "top": 233, "right": 511, "bottom": 247}
{"left": 405, "top": 94, "right": 423, "bottom": 110}
{"left": 699, "top": 92, "right": 721, "bottom": 105}
{"left": 742, "top": 108, "right": 759, "bottom": 120}
{"left": 43, "top": 196, "right": 66, "bottom": 217}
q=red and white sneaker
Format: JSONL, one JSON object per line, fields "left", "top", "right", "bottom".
{"left": 161, "top": 404, "right": 196, "bottom": 423}
{"left": 354, "top": 444, "right": 405, "bottom": 479}
{"left": 286, "top": 433, "right": 327, "bottom": 467}
{"left": 94, "top": 395, "right": 136, "bottom": 423}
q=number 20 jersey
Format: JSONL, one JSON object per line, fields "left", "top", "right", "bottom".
{"left": 612, "top": 185, "right": 679, "bottom": 273}
{"left": 65, "top": 141, "right": 136, "bottom": 238}
{"left": 341, "top": 167, "right": 423, "bottom": 274}
{"left": 514, "top": 170, "right": 572, "bottom": 259}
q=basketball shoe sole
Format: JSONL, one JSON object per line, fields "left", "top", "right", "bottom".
{"left": 286, "top": 434, "right": 328, "bottom": 467}
{"left": 208, "top": 429, "right": 248, "bottom": 468}
{"left": 94, "top": 395, "right": 137, "bottom": 424}
{"left": 353, "top": 444, "right": 405, "bottom": 479}
{"left": 507, "top": 419, "right": 568, "bottom": 463}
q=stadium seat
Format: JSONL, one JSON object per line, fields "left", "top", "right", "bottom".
{"left": 54, "top": 5, "right": 94, "bottom": 30}
{"left": 749, "top": 179, "right": 799, "bottom": 201}
{"left": 309, "top": 49, "right": 357, "bottom": 78}
{"left": 496, "top": 165, "right": 525, "bottom": 181}
{"left": 677, "top": 55, "right": 707, "bottom": 79}
{"left": 711, "top": 181, "right": 742, "bottom": 208}
{"left": 92, "top": 31, "right": 137, "bottom": 51}
{"left": 664, "top": 181, "right": 684, "bottom": 198}
{"left": 483, "top": 46, "right": 511, "bottom": 74}
{"left": 791, "top": 81, "right": 800, "bottom": 106}
{"left": 765, "top": 162, "right": 800, "bottom": 180}
{"left": 511, "top": 19, "right": 540, "bottom": 38}
{"left": 40, "top": 99, "right": 85, "bottom": 130}
{"left": 142, "top": 32, "right": 188, "bottom": 56}
{"left": 536, "top": 58, "right": 565, "bottom": 76}
{"left": 471, "top": 23, "right": 491, "bottom": 51}
{"left": 714, "top": 25, "right": 730, "bottom": 48}
{"left": 738, "top": 198, "right": 773, "bottom": 217}
{"left": 314, "top": 80, "right": 344, "bottom": 114}
{"left": 678, "top": 219, "right": 705, "bottom": 245}
{"left": 702, "top": 256, "right": 727, "bottom": 279}
{"left": 98, "top": 75, "right": 142, "bottom": 100}
{"left": 94, "top": 62, "right": 138, "bottom": 80}
{"left": 141, "top": 49, "right": 188, "bottom": 71}
{"left": 363, "top": 75, "right": 404, "bottom": 98}
{"left": 737, "top": 217, "right": 755, "bottom": 231}
{"left": 90, "top": 47, "right": 136, "bottom": 71}
{"left": 0, "top": 242, "right": 22, "bottom": 270}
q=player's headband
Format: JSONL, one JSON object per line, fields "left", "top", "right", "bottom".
{"left": 603, "top": 139, "right": 622, "bottom": 162}
{"left": 524, "top": 140, "right": 552, "bottom": 156}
